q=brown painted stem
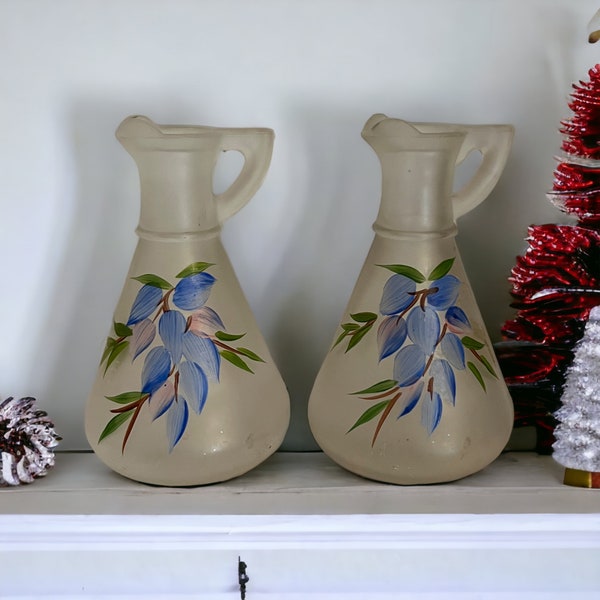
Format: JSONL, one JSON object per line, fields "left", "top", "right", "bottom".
{"left": 121, "top": 400, "right": 145, "bottom": 453}
{"left": 371, "top": 392, "right": 401, "bottom": 447}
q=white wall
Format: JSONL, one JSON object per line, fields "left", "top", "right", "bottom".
{"left": 1, "top": 0, "right": 598, "bottom": 450}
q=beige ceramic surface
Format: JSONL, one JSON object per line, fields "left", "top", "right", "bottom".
{"left": 308, "top": 114, "right": 515, "bottom": 485}
{"left": 85, "top": 116, "right": 289, "bottom": 486}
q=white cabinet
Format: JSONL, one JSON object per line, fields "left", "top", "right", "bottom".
{"left": 1, "top": 452, "right": 599, "bottom": 598}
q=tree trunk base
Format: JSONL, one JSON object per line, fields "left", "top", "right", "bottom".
{"left": 563, "top": 467, "right": 600, "bottom": 488}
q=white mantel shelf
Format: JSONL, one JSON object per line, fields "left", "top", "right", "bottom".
{"left": 1, "top": 452, "right": 600, "bottom": 599}
{"left": 0, "top": 450, "right": 599, "bottom": 515}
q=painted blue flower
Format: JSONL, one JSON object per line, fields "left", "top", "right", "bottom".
{"left": 182, "top": 331, "right": 221, "bottom": 381}
{"left": 149, "top": 380, "right": 175, "bottom": 420}
{"left": 377, "top": 316, "right": 408, "bottom": 361}
{"left": 130, "top": 319, "right": 156, "bottom": 361}
{"left": 141, "top": 346, "right": 172, "bottom": 395}
{"left": 173, "top": 273, "right": 216, "bottom": 311}
{"left": 445, "top": 305, "right": 471, "bottom": 333}
{"left": 430, "top": 358, "right": 456, "bottom": 406}
{"left": 127, "top": 285, "right": 163, "bottom": 325}
{"left": 158, "top": 310, "right": 187, "bottom": 364}
{"left": 166, "top": 398, "right": 189, "bottom": 452}
{"left": 421, "top": 390, "right": 443, "bottom": 435}
{"left": 427, "top": 275, "right": 460, "bottom": 310}
{"left": 440, "top": 332, "right": 466, "bottom": 370}
{"left": 178, "top": 360, "right": 209, "bottom": 414}
{"left": 397, "top": 380, "right": 424, "bottom": 418}
{"left": 406, "top": 306, "right": 440, "bottom": 355}
{"left": 393, "top": 344, "right": 426, "bottom": 387}
{"left": 188, "top": 306, "right": 225, "bottom": 338}
{"left": 380, "top": 275, "right": 417, "bottom": 315}
{"left": 346, "top": 258, "right": 498, "bottom": 443}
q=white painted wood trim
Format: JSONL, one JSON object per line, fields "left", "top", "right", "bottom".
{"left": 1, "top": 452, "right": 599, "bottom": 597}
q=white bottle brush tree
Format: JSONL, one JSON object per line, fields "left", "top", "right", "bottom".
{"left": 553, "top": 305, "right": 600, "bottom": 479}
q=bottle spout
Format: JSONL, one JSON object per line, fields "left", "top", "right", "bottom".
{"left": 361, "top": 113, "right": 389, "bottom": 135}
{"left": 361, "top": 114, "right": 426, "bottom": 141}
{"left": 116, "top": 115, "right": 163, "bottom": 141}
{"left": 115, "top": 115, "right": 220, "bottom": 155}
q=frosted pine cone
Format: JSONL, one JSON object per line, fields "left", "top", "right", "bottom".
{"left": 0, "top": 397, "right": 60, "bottom": 486}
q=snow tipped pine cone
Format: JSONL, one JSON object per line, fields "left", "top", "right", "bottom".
{"left": 0, "top": 396, "right": 60, "bottom": 486}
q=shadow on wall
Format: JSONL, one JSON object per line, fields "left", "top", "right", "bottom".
{"left": 458, "top": 5, "right": 581, "bottom": 342}
{"left": 26, "top": 102, "right": 137, "bottom": 449}
{"left": 28, "top": 98, "right": 203, "bottom": 449}
{"left": 263, "top": 104, "right": 380, "bottom": 451}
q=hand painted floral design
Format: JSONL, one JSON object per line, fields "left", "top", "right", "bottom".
{"left": 334, "top": 258, "right": 498, "bottom": 445}
{"left": 99, "top": 262, "right": 264, "bottom": 452}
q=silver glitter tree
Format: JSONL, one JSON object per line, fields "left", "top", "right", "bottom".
{"left": 0, "top": 396, "right": 60, "bottom": 486}
{"left": 553, "top": 306, "right": 600, "bottom": 485}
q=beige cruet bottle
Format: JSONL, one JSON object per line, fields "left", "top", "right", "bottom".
{"left": 85, "top": 116, "right": 289, "bottom": 486}
{"left": 308, "top": 114, "right": 514, "bottom": 485}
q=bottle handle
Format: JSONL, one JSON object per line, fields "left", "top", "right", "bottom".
{"left": 216, "top": 129, "right": 275, "bottom": 222}
{"left": 452, "top": 124, "right": 514, "bottom": 218}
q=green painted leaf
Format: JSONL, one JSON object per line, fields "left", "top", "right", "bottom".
{"left": 104, "top": 340, "right": 129, "bottom": 374}
{"left": 236, "top": 347, "right": 265, "bottom": 362}
{"left": 341, "top": 323, "right": 361, "bottom": 332}
{"left": 98, "top": 411, "right": 133, "bottom": 443}
{"left": 351, "top": 380, "right": 398, "bottom": 395}
{"left": 220, "top": 350, "right": 254, "bottom": 373}
{"left": 347, "top": 400, "right": 390, "bottom": 433}
{"left": 105, "top": 391, "right": 145, "bottom": 404}
{"left": 461, "top": 336, "right": 485, "bottom": 351}
{"left": 114, "top": 322, "right": 133, "bottom": 337}
{"left": 428, "top": 258, "right": 455, "bottom": 280}
{"left": 350, "top": 311, "right": 377, "bottom": 323}
{"left": 477, "top": 354, "right": 498, "bottom": 378}
{"left": 176, "top": 262, "right": 215, "bottom": 278}
{"left": 346, "top": 323, "right": 373, "bottom": 352}
{"left": 468, "top": 361, "right": 486, "bottom": 391}
{"left": 215, "top": 330, "right": 246, "bottom": 342}
{"left": 101, "top": 337, "right": 117, "bottom": 365}
{"left": 332, "top": 330, "right": 349, "bottom": 349}
{"left": 131, "top": 274, "right": 173, "bottom": 290}
{"left": 377, "top": 264, "right": 426, "bottom": 283}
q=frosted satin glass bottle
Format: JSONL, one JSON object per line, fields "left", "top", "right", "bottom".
{"left": 308, "top": 114, "right": 514, "bottom": 485}
{"left": 85, "top": 116, "right": 289, "bottom": 486}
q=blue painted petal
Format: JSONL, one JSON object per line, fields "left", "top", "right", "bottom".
{"left": 141, "top": 346, "right": 172, "bottom": 394}
{"left": 166, "top": 399, "right": 189, "bottom": 452}
{"left": 397, "top": 380, "right": 424, "bottom": 418}
{"left": 158, "top": 310, "right": 186, "bottom": 364}
{"left": 130, "top": 319, "right": 156, "bottom": 361}
{"left": 379, "top": 275, "right": 417, "bottom": 316}
{"left": 178, "top": 360, "right": 208, "bottom": 414}
{"left": 440, "top": 332, "right": 466, "bottom": 370}
{"left": 406, "top": 306, "right": 440, "bottom": 355}
{"left": 445, "top": 305, "right": 471, "bottom": 333}
{"left": 427, "top": 275, "right": 460, "bottom": 311}
{"left": 149, "top": 380, "right": 175, "bottom": 420}
{"left": 431, "top": 358, "right": 456, "bottom": 406}
{"left": 421, "top": 391, "right": 443, "bottom": 435}
{"left": 377, "top": 316, "right": 408, "bottom": 361}
{"left": 182, "top": 331, "right": 220, "bottom": 381}
{"left": 127, "top": 285, "right": 163, "bottom": 325}
{"left": 172, "top": 272, "right": 216, "bottom": 311}
{"left": 393, "top": 344, "right": 426, "bottom": 387}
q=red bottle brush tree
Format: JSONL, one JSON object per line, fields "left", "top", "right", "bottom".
{"left": 498, "top": 65, "right": 600, "bottom": 453}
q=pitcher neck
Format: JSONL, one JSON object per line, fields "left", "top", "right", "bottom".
{"left": 133, "top": 150, "right": 220, "bottom": 239}
{"left": 372, "top": 149, "right": 459, "bottom": 238}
